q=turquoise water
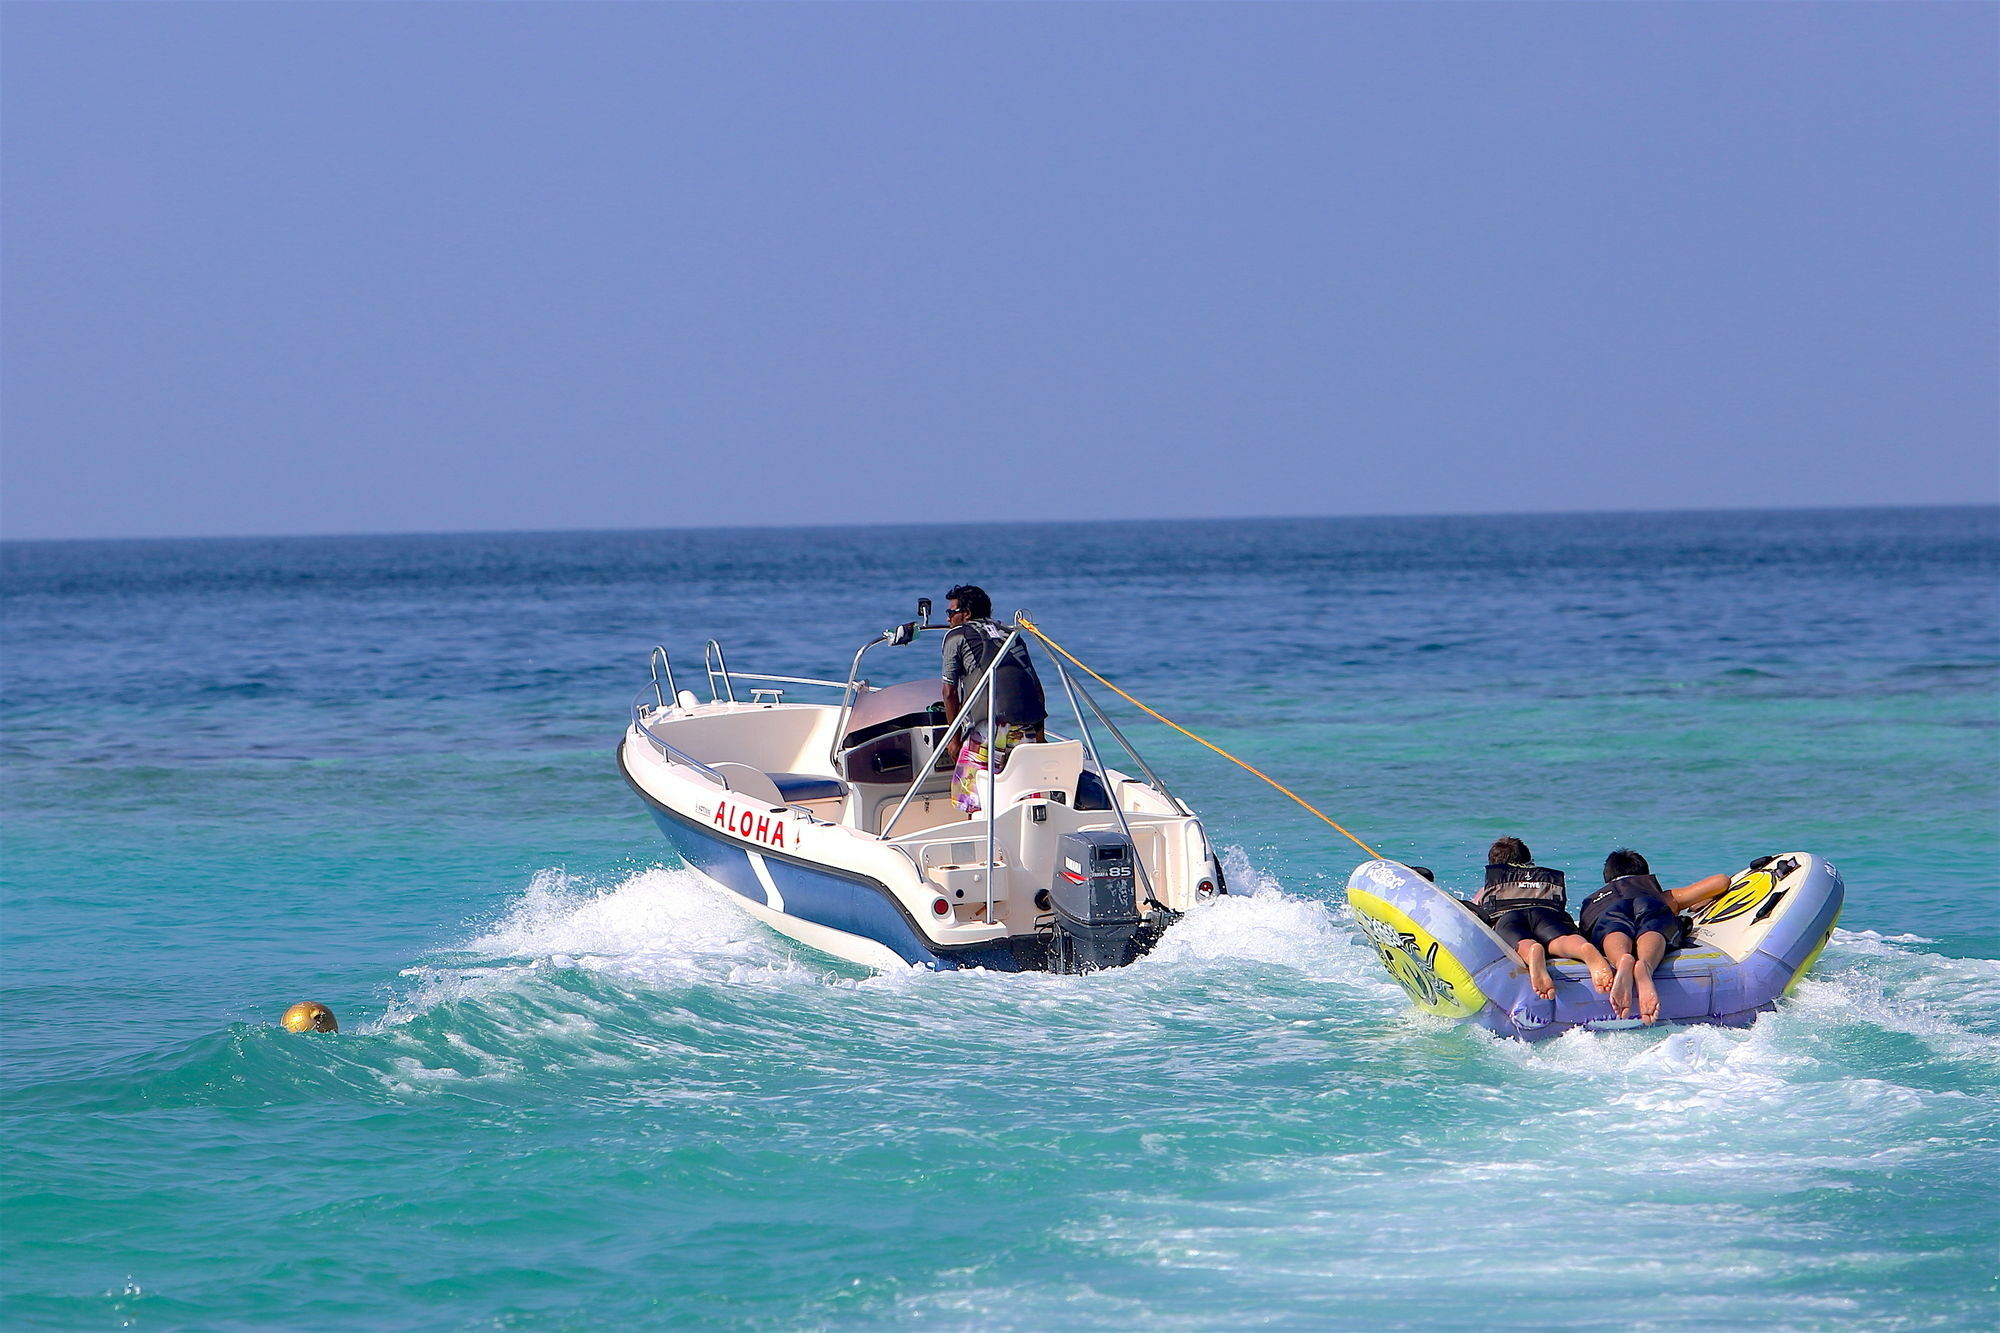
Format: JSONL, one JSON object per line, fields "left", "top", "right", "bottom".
{"left": 4, "top": 509, "right": 1996, "bottom": 1329}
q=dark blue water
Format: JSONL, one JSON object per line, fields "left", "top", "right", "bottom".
{"left": 4, "top": 508, "right": 1996, "bottom": 1329}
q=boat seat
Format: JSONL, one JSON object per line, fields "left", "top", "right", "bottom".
{"left": 767, "top": 772, "right": 850, "bottom": 804}
{"left": 711, "top": 763, "right": 848, "bottom": 807}
{"left": 987, "top": 739, "right": 1085, "bottom": 809}
{"left": 709, "top": 762, "right": 784, "bottom": 805}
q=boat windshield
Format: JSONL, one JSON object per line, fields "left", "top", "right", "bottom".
{"left": 840, "top": 679, "right": 944, "bottom": 749}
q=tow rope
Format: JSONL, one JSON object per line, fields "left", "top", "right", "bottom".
{"left": 1016, "top": 615, "right": 1382, "bottom": 861}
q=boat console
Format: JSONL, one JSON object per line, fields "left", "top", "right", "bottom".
{"left": 836, "top": 678, "right": 950, "bottom": 786}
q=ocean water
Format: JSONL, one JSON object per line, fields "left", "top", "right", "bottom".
{"left": 3, "top": 508, "right": 1996, "bottom": 1331}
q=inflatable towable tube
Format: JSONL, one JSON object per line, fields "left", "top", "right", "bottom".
{"left": 1346, "top": 854, "right": 1844, "bottom": 1040}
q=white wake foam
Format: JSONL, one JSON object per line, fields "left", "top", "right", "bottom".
{"left": 463, "top": 864, "right": 813, "bottom": 984}
{"left": 1793, "top": 927, "right": 2000, "bottom": 1063}
{"left": 371, "top": 864, "right": 817, "bottom": 1032}
{"left": 380, "top": 856, "right": 1998, "bottom": 1090}
{"left": 1139, "top": 847, "right": 1399, "bottom": 1003}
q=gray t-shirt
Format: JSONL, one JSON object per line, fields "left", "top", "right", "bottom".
{"left": 941, "top": 619, "right": 1047, "bottom": 726}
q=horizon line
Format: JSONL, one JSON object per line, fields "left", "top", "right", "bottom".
{"left": 2, "top": 498, "right": 1995, "bottom": 547}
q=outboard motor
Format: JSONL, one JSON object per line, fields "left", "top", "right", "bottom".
{"left": 1047, "top": 830, "right": 1145, "bottom": 973}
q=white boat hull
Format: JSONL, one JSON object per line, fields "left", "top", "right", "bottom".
{"left": 620, "top": 697, "right": 1220, "bottom": 972}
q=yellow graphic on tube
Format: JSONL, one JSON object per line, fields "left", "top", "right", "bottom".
{"left": 1348, "top": 888, "right": 1487, "bottom": 1018}
{"left": 1691, "top": 869, "right": 1776, "bottom": 926}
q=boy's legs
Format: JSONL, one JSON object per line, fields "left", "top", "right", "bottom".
{"left": 1548, "top": 933, "right": 1614, "bottom": 994}
{"left": 1513, "top": 939, "right": 1555, "bottom": 1000}
{"left": 1634, "top": 928, "right": 1669, "bottom": 1024}
{"left": 1597, "top": 930, "right": 1637, "bottom": 1018}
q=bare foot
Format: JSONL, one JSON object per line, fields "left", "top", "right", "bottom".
{"left": 1637, "top": 973, "right": 1661, "bottom": 1025}
{"left": 1610, "top": 959, "right": 1635, "bottom": 1019}
{"left": 1587, "top": 960, "right": 1615, "bottom": 994}
{"left": 1527, "top": 954, "right": 1555, "bottom": 1000}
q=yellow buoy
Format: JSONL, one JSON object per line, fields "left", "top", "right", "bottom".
{"left": 280, "top": 1001, "right": 339, "bottom": 1033}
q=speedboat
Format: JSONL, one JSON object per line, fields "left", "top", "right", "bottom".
{"left": 617, "top": 607, "right": 1226, "bottom": 972}
{"left": 1346, "top": 853, "right": 1844, "bottom": 1038}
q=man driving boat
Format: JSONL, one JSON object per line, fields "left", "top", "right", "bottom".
{"left": 939, "top": 585, "right": 1046, "bottom": 813}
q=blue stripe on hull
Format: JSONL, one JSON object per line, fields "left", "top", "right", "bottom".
{"left": 640, "top": 803, "right": 1025, "bottom": 972}
{"left": 649, "top": 806, "right": 772, "bottom": 907}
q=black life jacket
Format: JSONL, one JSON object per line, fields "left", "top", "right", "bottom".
{"left": 1472, "top": 864, "right": 1568, "bottom": 914}
{"left": 1577, "top": 873, "right": 1668, "bottom": 936}
{"left": 949, "top": 620, "right": 1047, "bottom": 725}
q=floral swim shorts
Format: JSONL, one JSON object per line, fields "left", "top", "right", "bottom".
{"left": 951, "top": 721, "right": 1038, "bottom": 813}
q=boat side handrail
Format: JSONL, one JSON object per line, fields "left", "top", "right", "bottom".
{"left": 1062, "top": 670, "right": 1188, "bottom": 815}
{"left": 726, "top": 671, "right": 850, "bottom": 690}
{"left": 645, "top": 645, "right": 679, "bottom": 711}
{"left": 831, "top": 632, "right": 894, "bottom": 767}
{"left": 699, "top": 650, "right": 848, "bottom": 702}
{"left": 704, "top": 640, "right": 735, "bottom": 702}
{"left": 627, "top": 700, "right": 728, "bottom": 782}
{"left": 632, "top": 645, "right": 843, "bottom": 784}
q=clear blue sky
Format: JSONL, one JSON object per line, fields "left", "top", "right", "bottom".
{"left": 3, "top": 2, "right": 1994, "bottom": 541}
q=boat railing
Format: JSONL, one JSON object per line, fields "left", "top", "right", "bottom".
{"left": 629, "top": 643, "right": 723, "bottom": 781}
{"left": 724, "top": 671, "right": 851, "bottom": 693}
{"left": 702, "top": 637, "right": 847, "bottom": 703}
{"left": 1043, "top": 644, "right": 1165, "bottom": 910}
{"left": 643, "top": 645, "right": 679, "bottom": 711}
{"left": 831, "top": 636, "right": 887, "bottom": 758}
{"left": 632, "top": 641, "right": 853, "bottom": 780}
{"left": 704, "top": 640, "right": 735, "bottom": 702}
{"left": 628, "top": 695, "right": 725, "bottom": 782}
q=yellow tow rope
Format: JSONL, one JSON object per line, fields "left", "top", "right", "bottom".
{"left": 1017, "top": 615, "right": 1382, "bottom": 861}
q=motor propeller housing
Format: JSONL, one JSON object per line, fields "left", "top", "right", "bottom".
{"left": 1047, "top": 830, "right": 1146, "bottom": 973}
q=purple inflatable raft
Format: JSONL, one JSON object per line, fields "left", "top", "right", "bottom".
{"left": 1345, "top": 853, "right": 1844, "bottom": 1039}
